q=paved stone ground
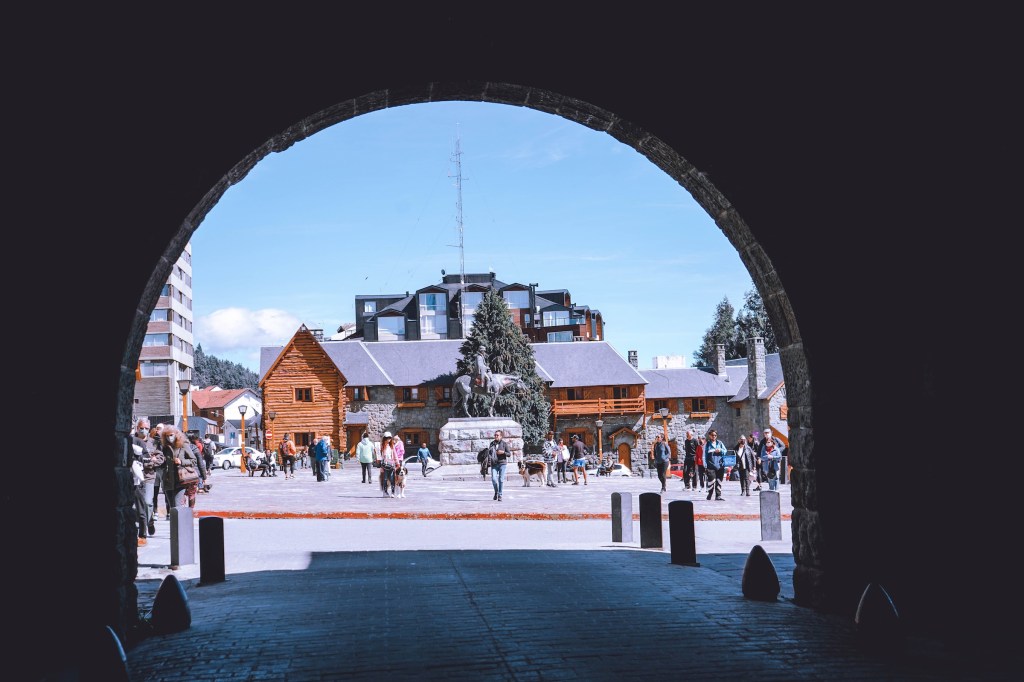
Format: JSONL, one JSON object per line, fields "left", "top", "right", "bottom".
{"left": 122, "top": 464, "right": 1014, "bottom": 680}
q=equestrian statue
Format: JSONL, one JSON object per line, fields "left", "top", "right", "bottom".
{"left": 454, "top": 347, "right": 529, "bottom": 417}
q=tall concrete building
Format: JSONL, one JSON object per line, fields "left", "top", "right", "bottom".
{"left": 133, "top": 241, "right": 195, "bottom": 426}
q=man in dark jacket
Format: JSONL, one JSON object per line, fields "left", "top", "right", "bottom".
{"left": 682, "top": 430, "right": 698, "bottom": 491}
{"left": 653, "top": 434, "right": 671, "bottom": 493}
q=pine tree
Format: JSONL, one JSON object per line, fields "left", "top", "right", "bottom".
{"left": 735, "top": 287, "right": 778, "bottom": 358}
{"left": 455, "top": 288, "right": 551, "bottom": 446}
{"left": 693, "top": 296, "right": 737, "bottom": 368}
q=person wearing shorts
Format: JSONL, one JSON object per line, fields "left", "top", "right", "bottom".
{"left": 570, "top": 434, "right": 588, "bottom": 485}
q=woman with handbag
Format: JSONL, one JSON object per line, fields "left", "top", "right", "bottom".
{"left": 379, "top": 432, "right": 400, "bottom": 498}
{"left": 161, "top": 426, "right": 201, "bottom": 511}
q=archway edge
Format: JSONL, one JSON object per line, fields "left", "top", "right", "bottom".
{"left": 125, "top": 79, "right": 816, "bottom": 606}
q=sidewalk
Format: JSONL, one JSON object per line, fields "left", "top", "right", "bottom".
{"left": 125, "top": 466, "right": 1009, "bottom": 680}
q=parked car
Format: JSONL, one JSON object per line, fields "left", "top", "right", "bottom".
{"left": 403, "top": 452, "right": 443, "bottom": 474}
{"left": 603, "top": 462, "right": 632, "bottom": 476}
{"left": 213, "top": 446, "right": 264, "bottom": 470}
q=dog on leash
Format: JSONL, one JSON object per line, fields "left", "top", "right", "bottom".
{"left": 380, "top": 465, "right": 407, "bottom": 498}
{"left": 518, "top": 459, "right": 547, "bottom": 487}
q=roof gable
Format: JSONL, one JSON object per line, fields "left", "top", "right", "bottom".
{"left": 258, "top": 324, "right": 346, "bottom": 387}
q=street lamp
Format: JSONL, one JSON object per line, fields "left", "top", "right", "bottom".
{"left": 238, "top": 404, "right": 248, "bottom": 474}
{"left": 595, "top": 418, "right": 604, "bottom": 467}
{"left": 267, "top": 410, "right": 276, "bottom": 452}
{"left": 658, "top": 406, "right": 670, "bottom": 443}
{"left": 177, "top": 376, "right": 191, "bottom": 432}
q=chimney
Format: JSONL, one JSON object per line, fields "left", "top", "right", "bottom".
{"left": 747, "top": 336, "right": 767, "bottom": 399}
{"left": 716, "top": 343, "right": 729, "bottom": 379}
{"left": 628, "top": 350, "right": 638, "bottom": 368}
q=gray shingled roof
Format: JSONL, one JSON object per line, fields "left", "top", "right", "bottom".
{"left": 726, "top": 352, "right": 784, "bottom": 402}
{"left": 639, "top": 367, "right": 741, "bottom": 399}
{"left": 531, "top": 341, "right": 646, "bottom": 388}
{"left": 360, "top": 339, "right": 463, "bottom": 386}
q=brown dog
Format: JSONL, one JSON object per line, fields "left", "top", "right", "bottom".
{"left": 518, "top": 460, "right": 547, "bottom": 487}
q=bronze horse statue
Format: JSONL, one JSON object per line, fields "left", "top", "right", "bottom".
{"left": 454, "top": 372, "right": 529, "bottom": 417}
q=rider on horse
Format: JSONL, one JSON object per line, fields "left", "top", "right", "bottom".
{"left": 473, "top": 347, "right": 494, "bottom": 393}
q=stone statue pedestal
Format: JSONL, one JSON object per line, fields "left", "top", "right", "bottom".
{"left": 438, "top": 417, "right": 523, "bottom": 465}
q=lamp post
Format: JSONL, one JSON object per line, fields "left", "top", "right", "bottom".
{"left": 238, "top": 404, "right": 247, "bottom": 474}
{"left": 595, "top": 418, "right": 604, "bottom": 467}
{"left": 658, "top": 406, "right": 670, "bottom": 451}
{"left": 177, "top": 376, "right": 191, "bottom": 432}
{"left": 266, "top": 410, "right": 276, "bottom": 452}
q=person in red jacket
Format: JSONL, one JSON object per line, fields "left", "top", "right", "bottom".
{"left": 695, "top": 435, "right": 707, "bottom": 493}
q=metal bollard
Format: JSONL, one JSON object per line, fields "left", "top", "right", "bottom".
{"left": 639, "top": 492, "right": 662, "bottom": 549}
{"left": 611, "top": 492, "right": 633, "bottom": 542}
{"left": 668, "top": 500, "right": 700, "bottom": 566}
{"left": 198, "top": 516, "right": 226, "bottom": 585}
{"left": 759, "top": 490, "right": 782, "bottom": 541}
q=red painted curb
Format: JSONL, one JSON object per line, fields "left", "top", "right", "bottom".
{"left": 194, "top": 511, "right": 792, "bottom": 521}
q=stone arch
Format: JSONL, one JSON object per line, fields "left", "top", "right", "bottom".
{"left": 116, "top": 82, "right": 815, "bottom": 624}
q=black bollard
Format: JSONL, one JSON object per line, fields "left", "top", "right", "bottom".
{"left": 668, "top": 500, "right": 699, "bottom": 566}
{"left": 611, "top": 492, "right": 633, "bottom": 543}
{"left": 759, "top": 490, "right": 782, "bottom": 541}
{"left": 639, "top": 492, "right": 662, "bottom": 549}
{"left": 741, "top": 544, "right": 780, "bottom": 601}
{"left": 199, "top": 516, "right": 226, "bottom": 585}
{"left": 150, "top": 574, "right": 192, "bottom": 634}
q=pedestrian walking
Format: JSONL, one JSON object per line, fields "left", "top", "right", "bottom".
{"left": 653, "top": 434, "right": 671, "bottom": 493}
{"left": 542, "top": 431, "right": 558, "bottom": 487}
{"left": 489, "top": 430, "right": 511, "bottom": 500}
{"left": 682, "top": 430, "right": 698, "bottom": 491}
{"left": 380, "top": 432, "right": 399, "bottom": 497}
{"left": 570, "top": 434, "right": 588, "bottom": 485}
{"left": 760, "top": 435, "right": 782, "bottom": 491}
{"left": 704, "top": 429, "right": 727, "bottom": 501}
{"left": 278, "top": 434, "right": 296, "bottom": 479}
{"left": 356, "top": 432, "right": 375, "bottom": 483}
{"left": 556, "top": 438, "right": 570, "bottom": 483}
{"left": 416, "top": 440, "right": 432, "bottom": 477}
{"left": 734, "top": 435, "right": 756, "bottom": 496}
{"left": 695, "top": 435, "right": 707, "bottom": 493}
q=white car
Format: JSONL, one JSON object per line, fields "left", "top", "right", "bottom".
{"left": 403, "top": 453, "right": 443, "bottom": 475}
{"left": 604, "top": 462, "right": 633, "bottom": 477}
{"left": 213, "top": 446, "right": 264, "bottom": 470}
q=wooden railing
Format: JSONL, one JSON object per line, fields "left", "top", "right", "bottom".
{"left": 551, "top": 396, "right": 646, "bottom": 416}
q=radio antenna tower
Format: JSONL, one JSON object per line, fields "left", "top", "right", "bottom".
{"left": 449, "top": 126, "right": 467, "bottom": 333}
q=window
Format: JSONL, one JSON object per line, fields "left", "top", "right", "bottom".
{"left": 503, "top": 289, "right": 529, "bottom": 308}
{"left": 441, "top": 386, "right": 452, "bottom": 400}
{"left": 462, "top": 291, "right": 483, "bottom": 312}
{"left": 419, "top": 293, "right": 448, "bottom": 338}
{"left": 653, "top": 399, "right": 669, "bottom": 413}
{"left": 363, "top": 301, "right": 376, "bottom": 314}
{"left": 139, "top": 360, "right": 170, "bottom": 377}
{"left": 352, "top": 387, "right": 366, "bottom": 401}
{"left": 736, "top": 408, "right": 742, "bottom": 417}
{"left": 295, "top": 388, "right": 312, "bottom": 402}
{"left": 613, "top": 386, "right": 630, "bottom": 399}
{"left": 566, "top": 388, "right": 584, "bottom": 401}
{"left": 543, "top": 311, "right": 569, "bottom": 327}
{"left": 547, "top": 331, "right": 573, "bottom": 342}
{"left": 377, "top": 316, "right": 406, "bottom": 340}
{"left": 149, "top": 309, "right": 171, "bottom": 322}
{"left": 143, "top": 333, "right": 171, "bottom": 347}
{"left": 690, "top": 398, "right": 708, "bottom": 412}
{"left": 402, "top": 387, "right": 422, "bottom": 402}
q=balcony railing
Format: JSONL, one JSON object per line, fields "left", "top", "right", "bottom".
{"left": 551, "top": 396, "right": 645, "bottom": 416}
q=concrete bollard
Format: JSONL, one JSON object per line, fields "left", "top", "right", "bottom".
{"left": 198, "top": 516, "right": 226, "bottom": 585}
{"left": 611, "top": 492, "right": 633, "bottom": 542}
{"left": 668, "top": 500, "right": 700, "bottom": 566}
{"left": 170, "top": 506, "right": 195, "bottom": 568}
{"left": 639, "top": 492, "right": 662, "bottom": 549}
{"left": 759, "top": 490, "right": 782, "bottom": 541}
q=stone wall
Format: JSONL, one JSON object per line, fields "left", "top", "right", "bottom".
{"left": 439, "top": 418, "right": 523, "bottom": 465}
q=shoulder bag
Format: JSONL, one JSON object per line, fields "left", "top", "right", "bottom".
{"left": 176, "top": 451, "right": 200, "bottom": 486}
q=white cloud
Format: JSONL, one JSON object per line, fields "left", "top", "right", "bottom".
{"left": 195, "top": 308, "right": 302, "bottom": 357}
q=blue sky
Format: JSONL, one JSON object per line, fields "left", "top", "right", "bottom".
{"left": 192, "top": 101, "right": 754, "bottom": 373}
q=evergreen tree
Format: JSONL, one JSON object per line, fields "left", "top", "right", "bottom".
{"left": 734, "top": 287, "right": 778, "bottom": 358}
{"left": 455, "top": 288, "right": 551, "bottom": 446}
{"left": 693, "top": 296, "right": 737, "bottom": 368}
{"left": 193, "top": 343, "right": 260, "bottom": 391}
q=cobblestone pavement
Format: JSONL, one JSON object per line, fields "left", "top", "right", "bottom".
{"left": 125, "top": 464, "right": 1012, "bottom": 680}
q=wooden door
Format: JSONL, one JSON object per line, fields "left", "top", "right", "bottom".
{"left": 617, "top": 442, "right": 631, "bottom": 466}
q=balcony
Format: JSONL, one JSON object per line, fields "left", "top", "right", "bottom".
{"left": 551, "top": 396, "right": 645, "bottom": 417}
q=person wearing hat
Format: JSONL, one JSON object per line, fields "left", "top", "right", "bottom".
{"left": 379, "top": 431, "right": 400, "bottom": 497}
